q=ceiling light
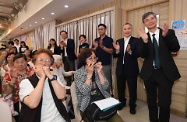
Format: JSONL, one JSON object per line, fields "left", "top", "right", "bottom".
{"left": 64, "top": 5, "right": 68, "bottom": 8}
{"left": 35, "top": 22, "right": 37, "bottom": 23}
{"left": 42, "top": 18, "right": 45, "bottom": 19}
{"left": 30, "top": 25, "right": 32, "bottom": 26}
{"left": 51, "top": 13, "right": 55, "bottom": 15}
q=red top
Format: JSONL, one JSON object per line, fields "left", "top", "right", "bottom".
{"left": 3, "top": 66, "right": 33, "bottom": 103}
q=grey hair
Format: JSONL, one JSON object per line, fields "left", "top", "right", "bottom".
{"left": 142, "top": 12, "right": 157, "bottom": 23}
{"left": 52, "top": 55, "right": 62, "bottom": 63}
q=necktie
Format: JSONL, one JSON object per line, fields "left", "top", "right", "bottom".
{"left": 152, "top": 34, "right": 160, "bottom": 68}
{"left": 123, "top": 39, "right": 126, "bottom": 64}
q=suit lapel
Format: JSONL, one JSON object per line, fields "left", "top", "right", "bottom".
{"left": 120, "top": 38, "right": 125, "bottom": 55}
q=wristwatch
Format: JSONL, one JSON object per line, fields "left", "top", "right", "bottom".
{"left": 87, "top": 76, "right": 92, "bottom": 81}
{"left": 49, "top": 75, "right": 57, "bottom": 82}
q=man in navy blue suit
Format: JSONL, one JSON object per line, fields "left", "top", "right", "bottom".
{"left": 138, "top": 12, "right": 180, "bottom": 122}
{"left": 113, "top": 23, "right": 139, "bottom": 114}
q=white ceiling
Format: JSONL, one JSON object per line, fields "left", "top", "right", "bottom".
{"left": 3, "top": 0, "right": 112, "bottom": 40}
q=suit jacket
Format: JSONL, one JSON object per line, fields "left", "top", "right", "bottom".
{"left": 113, "top": 36, "right": 139, "bottom": 77}
{"left": 47, "top": 45, "right": 60, "bottom": 55}
{"left": 138, "top": 28, "right": 181, "bottom": 82}
{"left": 60, "top": 39, "right": 77, "bottom": 61}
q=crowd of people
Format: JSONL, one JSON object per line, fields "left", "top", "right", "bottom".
{"left": 0, "top": 11, "right": 180, "bottom": 122}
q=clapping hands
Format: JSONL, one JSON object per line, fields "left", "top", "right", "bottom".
{"left": 113, "top": 42, "right": 120, "bottom": 51}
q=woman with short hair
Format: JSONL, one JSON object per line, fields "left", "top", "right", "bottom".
{"left": 19, "top": 49, "right": 70, "bottom": 122}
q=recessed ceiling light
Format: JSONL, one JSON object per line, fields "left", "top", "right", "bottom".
{"left": 30, "top": 25, "right": 32, "bottom": 26}
{"left": 64, "top": 5, "right": 68, "bottom": 8}
{"left": 51, "top": 13, "right": 55, "bottom": 15}
{"left": 35, "top": 22, "right": 37, "bottom": 23}
{"left": 42, "top": 18, "right": 45, "bottom": 19}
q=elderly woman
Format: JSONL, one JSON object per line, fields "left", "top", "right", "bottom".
{"left": 2, "top": 54, "right": 33, "bottom": 121}
{"left": 19, "top": 49, "right": 70, "bottom": 122}
{"left": 74, "top": 48, "right": 123, "bottom": 122}
{"left": 52, "top": 54, "right": 75, "bottom": 88}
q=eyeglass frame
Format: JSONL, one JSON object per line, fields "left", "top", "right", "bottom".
{"left": 37, "top": 58, "right": 51, "bottom": 64}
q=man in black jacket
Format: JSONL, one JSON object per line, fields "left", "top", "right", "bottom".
{"left": 59, "top": 31, "right": 77, "bottom": 87}
{"left": 113, "top": 23, "right": 139, "bottom": 114}
{"left": 138, "top": 12, "right": 181, "bottom": 122}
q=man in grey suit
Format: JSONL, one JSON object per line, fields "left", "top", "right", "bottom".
{"left": 138, "top": 12, "right": 181, "bottom": 122}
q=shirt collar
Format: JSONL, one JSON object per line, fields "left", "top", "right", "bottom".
{"left": 124, "top": 36, "right": 131, "bottom": 41}
{"left": 149, "top": 28, "right": 159, "bottom": 36}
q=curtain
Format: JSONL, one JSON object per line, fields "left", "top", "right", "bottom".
{"left": 34, "top": 26, "right": 43, "bottom": 49}
{"left": 56, "top": 10, "right": 114, "bottom": 50}
{"left": 56, "top": 9, "right": 114, "bottom": 73}
{"left": 15, "top": 20, "right": 56, "bottom": 50}
{"left": 43, "top": 20, "right": 56, "bottom": 48}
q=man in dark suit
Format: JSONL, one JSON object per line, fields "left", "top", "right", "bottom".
{"left": 138, "top": 12, "right": 181, "bottom": 122}
{"left": 113, "top": 23, "right": 139, "bottom": 114}
{"left": 59, "top": 31, "right": 77, "bottom": 84}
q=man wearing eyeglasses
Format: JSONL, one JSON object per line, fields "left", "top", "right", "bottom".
{"left": 92, "top": 24, "right": 114, "bottom": 95}
{"left": 138, "top": 12, "right": 180, "bottom": 122}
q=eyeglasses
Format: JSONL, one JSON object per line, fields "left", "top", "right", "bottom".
{"left": 144, "top": 17, "right": 156, "bottom": 23}
{"left": 37, "top": 58, "right": 51, "bottom": 64}
{"left": 87, "top": 57, "right": 98, "bottom": 61}
{"left": 98, "top": 28, "right": 104, "bottom": 30}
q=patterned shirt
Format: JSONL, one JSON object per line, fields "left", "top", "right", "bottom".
{"left": 74, "top": 66, "right": 111, "bottom": 112}
{"left": 2, "top": 66, "right": 33, "bottom": 103}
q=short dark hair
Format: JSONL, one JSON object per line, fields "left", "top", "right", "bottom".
{"left": 9, "top": 46, "right": 18, "bottom": 54}
{"left": 13, "top": 53, "right": 27, "bottom": 62}
{"left": 5, "top": 52, "right": 15, "bottom": 63}
{"left": 60, "top": 30, "right": 68, "bottom": 35}
{"left": 0, "top": 49, "right": 7, "bottom": 55}
{"left": 79, "top": 34, "right": 86, "bottom": 40}
{"left": 30, "top": 50, "right": 37, "bottom": 58}
{"left": 142, "top": 12, "right": 157, "bottom": 23}
{"left": 98, "top": 24, "right": 107, "bottom": 29}
{"left": 78, "top": 48, "right": 95, "bottom": 68}
{"left": 8, "top": 41, "right": 14, "bottom": 45}
{"left": 14, "top": 39, "right": 19, "bottom": 42}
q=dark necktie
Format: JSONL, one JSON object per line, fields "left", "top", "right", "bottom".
{"left": 123, "top": 39, "right": 126, "bottom": 64}
{"left": 152, "top": 34, "right": 160, "bottom": 68}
